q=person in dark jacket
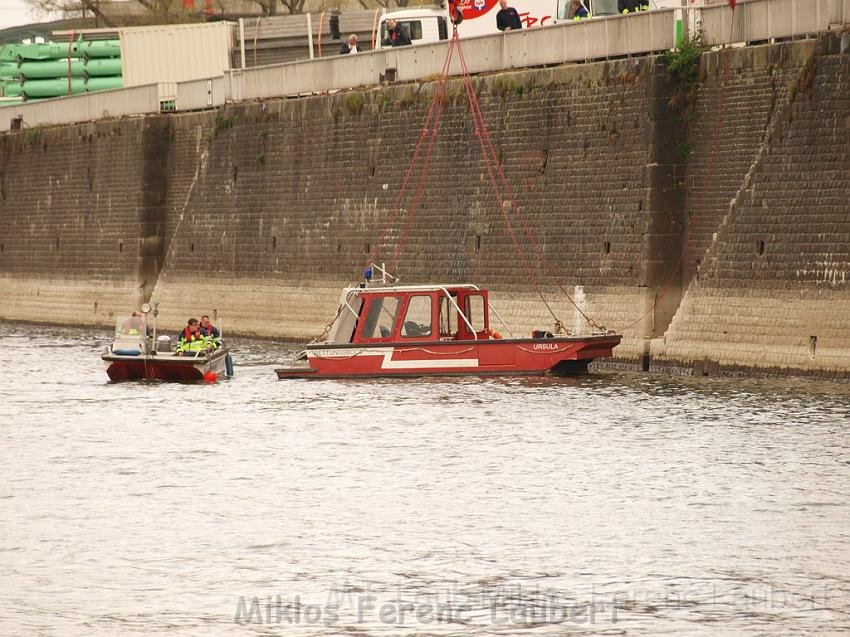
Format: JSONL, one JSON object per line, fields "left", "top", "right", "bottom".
{"left": 339, "top": 34, "right": 361, "bottom": 55}
{"left": 569, "top": 0, "right": 590, "bottom": 18}
{"left": 496, "top": 0, "right": 523, "bottom": 31}
{"left": 385, "top": 19, "right": 412, "bottom": 47}
{"left": 619, "top": 0, "right": 649, "bottom": 12}
{"left": 199, "top": 315, "right": 220, "bottom": 339}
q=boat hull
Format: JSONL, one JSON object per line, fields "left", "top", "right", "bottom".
{"left": 102, "top": 348, "right": 230, "bottom": 382}
{"left": 275, "top": 334, "right": 621, "bottom": 379}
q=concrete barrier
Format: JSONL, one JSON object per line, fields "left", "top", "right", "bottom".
{"left": 0, "top": 84, "right": 160, "bottom": 130}
{"left": 699, "top": 0, "right": 839, "bottom": 45}
{"left": 2, "top": 0, "right": 847, "bottom": 131}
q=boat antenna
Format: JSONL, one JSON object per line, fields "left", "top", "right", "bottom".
{"left": 151, "top": 303, "right": 159, "bottom": 346}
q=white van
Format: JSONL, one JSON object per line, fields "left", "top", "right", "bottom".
{"left": 377, "top": 7, "right": 450, "bottom": 49}
{"left": 378, "top": 0, "right": 555, "bottom": 47}
{"left": 377, "top": 0, "right": 690, "bottom": 49}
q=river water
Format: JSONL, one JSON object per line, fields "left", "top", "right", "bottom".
{"left": 1, "top": 322, "right": 849, "bottom": 636}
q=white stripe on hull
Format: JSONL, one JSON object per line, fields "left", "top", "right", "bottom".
{"left": 310, "top": 347, "right": 479, "bottom": 370}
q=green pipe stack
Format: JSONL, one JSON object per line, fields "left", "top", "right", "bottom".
{"left": 0, "top": 36, "right": 123, "bottom": 101}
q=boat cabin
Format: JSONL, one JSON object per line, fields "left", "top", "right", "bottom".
{"left": 327, "top": 285, "right": 497, "bottom": 344}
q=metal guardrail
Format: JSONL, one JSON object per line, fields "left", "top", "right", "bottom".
{"left": 0, "top": 0, "right": 847, "bottom": 132}
{"left": 699, "top": 0, "right": 848, "bottom": 45}
{"left": 228, "top": 10, "right": 674, "bottom": 100}
{"left": 0, "top": 84, "right": 160, "bottom": 131}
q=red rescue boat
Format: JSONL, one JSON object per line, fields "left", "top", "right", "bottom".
{"left": 275, "top": 282, "right": 620, "bottom": 379}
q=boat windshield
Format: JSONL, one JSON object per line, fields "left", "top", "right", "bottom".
{"left": 360, "top": 296, "right": 400, "bottom": 339}
{"left": 401, "top": 295, "right": 433, "bottom": 338}
{"left": 115, "top": 315, "right": 146, "bottom": 337}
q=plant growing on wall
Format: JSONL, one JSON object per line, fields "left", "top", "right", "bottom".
{"left": 664, "top": 29, "right": 705, "bottom": 158}
{"left": 205, "top": 114, "right": 232, "bottom": 144}
{"left": 665, "top": 29, "right": 705, "bottom": 110}
{"left": 342, "top": 92, "right": 365, "bottom": 115}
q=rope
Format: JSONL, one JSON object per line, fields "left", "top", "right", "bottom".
{"left": 394, "top": 346, "right": 475, "bottom": 356}
{"left": 312, "top": 303, "right": 343, "bottom": 343}
{"left": 516, "top": 345, "right": 576, "bottom": 355}
{"left": 456, "top": 39, "right": 606, "bottom": 331}
{"left": 389, "top": 40, "right": 456, "bottom": 271}
{"left": 453, "top": 34, "right": 586, "bottom": 331}
{"left": 349, "top": 29, "right": 585, "bottom": 334}
{"left": 327, "top": 5, "right": 748, "bottom": 340}
{"left": 366, "top": 35, "right": 459, "bottom": 273}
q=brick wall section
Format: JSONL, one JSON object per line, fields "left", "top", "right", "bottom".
{"left": 0, "top": 120, "right": 159, "bottom": 325}
{"left": 652, "top": 35, "right": 850, "bottom": 376}
{"left": 682, "top": 41, "right": 818, "bottom": 282}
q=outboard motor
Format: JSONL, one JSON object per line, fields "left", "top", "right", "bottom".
{"left": 532, "top": 330, "right": 554, "bottom": 338}
{"left": 156, "top": 335, "right": 172, "bottom": 353}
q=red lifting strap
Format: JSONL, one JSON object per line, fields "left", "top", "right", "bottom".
{"left": 367, "top": 31, "right": 606, "bottom": 333}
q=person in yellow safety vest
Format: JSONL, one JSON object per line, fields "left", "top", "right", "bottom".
{"left": 121, "top": 311, "right": 145, "bottom": 335}
{"left": 569, "top": 0, "right": 590, "bottom": 19}
{"left": 176, "top": 318, "right": 210, "bottom": 355}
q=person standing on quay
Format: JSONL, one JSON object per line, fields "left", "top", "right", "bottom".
{"left": 496, "top": 0, "right": 523, "bottom": 31}
{"left": 340, "top": 34, "right": 360, "bottom": 55}
{"left": 385, "top": 19, "right": 412, "bottom": 47}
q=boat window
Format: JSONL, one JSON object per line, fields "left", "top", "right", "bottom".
{"left": 331, "top": 294, "right": 363, "bottom": 343}
{"left": 360, "top": 296, "right": 399, "bottom": 339}
{"left": 439, "top": 294, "right": 458, "bottom": 337}
{"left": 401, "top": 295, "right": 432, "bottom": 338}
{"left": 466, "top": 294, "right": 486, "bottom": 332}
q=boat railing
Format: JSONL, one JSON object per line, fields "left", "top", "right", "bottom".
{"left": 342, "top": 295, "right": 360, "bottom": 321}
{"left": 368, "top": 262, "right": 399, "bottom": 285}
{"left": 436, "top": 286, "right": 478, "bottom": 340}
{"left": 339, "top": 277, "right": 519, "bottom": 341}
{"left": 486, "top": 303, "right": 515, "bottom": 339}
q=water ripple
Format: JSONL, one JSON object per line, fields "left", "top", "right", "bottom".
{"left": 1, "top": 322, "right": 849, "bottom": 635}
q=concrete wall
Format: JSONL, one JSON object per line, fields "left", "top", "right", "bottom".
{"left": 651, "top": 35, "right": 850, "bottom": 376}
{"left": 0, "top": 35, "right": 848, "bottom": 376}
{"left": 0, "top": 117, "right": 170, "bottom": 326}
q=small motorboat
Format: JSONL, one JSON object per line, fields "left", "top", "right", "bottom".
{"left": 102, "top": 304, "right": 233, "bottom": 382}
{"left": 275, "top": 276, "right": 620, "bottom": 380}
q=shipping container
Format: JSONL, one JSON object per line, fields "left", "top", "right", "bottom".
{"left": 119, "top": 22, "right": 233, "bottom": 88}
